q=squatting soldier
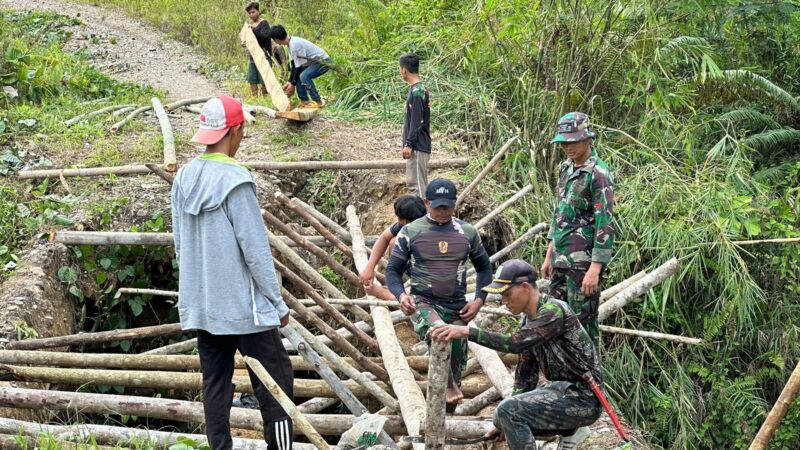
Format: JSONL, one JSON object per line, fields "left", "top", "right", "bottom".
{"left": 540, "top": 112, "right": 614, "bottom": 348}
{"left": 432, "top": 259, "right": 603, "bottom": 449}
{"left": 385, "top": 178, "right": 493, "bottom": 404}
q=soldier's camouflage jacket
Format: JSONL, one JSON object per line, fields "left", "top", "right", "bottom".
{"left": 547, "top": 149, "right": 615, "bottom": 270}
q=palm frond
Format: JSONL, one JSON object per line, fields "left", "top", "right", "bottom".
{"left": 716, "top": 108, "right": 781, "bottom": 133}
{"left": 712, "top": 70, "right": 799, "bottom": 111}
{"left": 657, "top": 36, "right": 712, "bottom": 61}
{"left": 743, "top": 128, "right": 800, "bottom": 153}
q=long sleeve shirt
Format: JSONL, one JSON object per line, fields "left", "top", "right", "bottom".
{"left": 468, "top": 295, "right": 603, "bottom": 394}
{"left": 402, "top": 82, "right": 431, "bottom": 153}
{"left": 386, "top": 216, "right": 492, "bottom": 310}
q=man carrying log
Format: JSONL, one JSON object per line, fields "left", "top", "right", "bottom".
{"left": 171, "top": 96, "right": 294, "bottom": 450}
{"left": 385, "top": 178, "right": 493, "bottom": 404}
{"left": 432, "top": 259, "right": 602, "bottom": 449}
{"left": 268, "top": 25, "right": 331, "bottom": 108}
{"left": 540, "top": 112, "right": 615, "bottom": 349}
{"left": 399, "top": 52, "right": 432, "bottom": 195}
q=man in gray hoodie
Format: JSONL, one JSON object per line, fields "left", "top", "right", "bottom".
{"left": 171, "top": 95, "right": 293, "bottom": 450}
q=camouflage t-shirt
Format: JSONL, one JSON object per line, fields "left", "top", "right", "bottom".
{"left": 469, "top": 294, "right": 603, "bottom": 394}
{"left": 547, "top": 149, "right": 615, "bottom": 270}
{"left": 386, "top": 216, "right": 492, "bottom": 309}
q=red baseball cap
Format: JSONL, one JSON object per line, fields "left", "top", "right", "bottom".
{"left": 190, "top": 96, "right": 245, "bottom": 145}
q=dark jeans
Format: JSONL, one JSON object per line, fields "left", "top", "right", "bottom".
{"left": 198, "top": 329, "right": 294, "bottom": 450}
{"left": 295, "top": 58, "right": 331, "bottom": 102}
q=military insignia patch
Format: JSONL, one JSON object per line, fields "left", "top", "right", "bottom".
{"left": 438, "top": 241, "right": 448, "bottom": 254}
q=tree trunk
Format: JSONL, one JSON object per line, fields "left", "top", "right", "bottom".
{"left": 19, "top": 165, "right": 152, "bottom": 179}
{"left": 110, "top": 105, "right": 152, "bottom": 132}
{"left": 145, "top": 163, "right": 174, "bottom": 185}
{"left": 467, "top": 222, "right": 548, "bottom": 276}
{"left": 347, "top": 205, "right": 428, "bottom": 450}
{"left": 292, "top": 198, "right": 351, "bottom": 242}
{"left": 455, "top": 136, "right": 518, "bottom": 209}
{"left": 454, "top": 386, "right": 500, "bottom": 416}
{"left": 598, "top": 258, "right": 680, "bottom": 322}
{"left": 600, "top": 271, "right": 647, "bottom": 303}
{"left": 245, "top": 104, "right": 277, "bottom": 118}
{"left": 142, "top": 338, "right": 197, "bottom": 355}
{"left": 425, "top": 339, "right": 451, "bottom": 450}
{"left": 473, "top": 184, "right": 534, "bottom": 230}
{"left": 65, "top": 104, "right": 134, "bottom": 126}
{"left": 52, "top": 230, "right": 377, "bottom": 248}
{"left": 296, "top": 397, "right": 337, "bottom": 414}
{"left": 5, "top": 323, "right": 182, "bottom": 350}
{"left": 599, "top": 325, "right": 703, "bottom": 344}
{"left": 275, "top": 191, "right": 352, "bottom": 257}
{"left": 151, "top": 97, "right": 176, "bottom": 172}
{"left": 749, "top": 358, "right": 800, "bottom": 450}
{"left": 164, "top": 96, "right": 212, "bottom": 112}
{"left": 467, "top": 341, "right": 514, "bottom": 399}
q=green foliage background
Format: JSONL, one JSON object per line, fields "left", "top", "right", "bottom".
{"left": 3, "top": 0, "right": 800, "bottom": 448}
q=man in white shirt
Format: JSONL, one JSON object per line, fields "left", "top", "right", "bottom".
{"left": 268, "top": 25, "right": 331, "bottom": 108}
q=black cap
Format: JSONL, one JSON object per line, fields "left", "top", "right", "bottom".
{"left": 482, "top": 259, "right": 538, "bottom": 294}
{"left": 425, "top": 178, "right": 457, "bottom": 208}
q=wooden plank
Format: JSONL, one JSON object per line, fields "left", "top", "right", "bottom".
{"left": 275, "top": 107, "right": 320, "bottom": 122}
{"left": 239, "top": 23, "right": 291, "bottom": 112}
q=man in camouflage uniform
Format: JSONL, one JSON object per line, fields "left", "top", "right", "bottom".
{"left": 432, "top": 259, "right": 603, "bottom": 449}
{"left": 385, "top": 178, "right": 493, "bottom": 404}
{"left": 541, "top": 112, "right": 614, "bottom": 348}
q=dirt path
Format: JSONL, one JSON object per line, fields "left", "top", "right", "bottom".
{"left": 0, "top": 0, "right": 221, "bottom": 100}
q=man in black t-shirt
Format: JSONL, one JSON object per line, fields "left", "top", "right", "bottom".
{"left": 399, "top": 53, "right": 431, "bottom": 195}
{"left": 244, "top": 2, "right": 286, "bottom": 97}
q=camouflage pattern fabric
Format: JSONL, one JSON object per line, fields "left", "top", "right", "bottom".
{"left": 467, "top": 295, "right": 602, "bottom": 394}
{"left": 388, "top": 216, "right": 491, "bottom": 309}
{"left": 548, "top": 267, "right": 602, "bottom": 349}
{"left": 411, "top": 301, "right": 468, "bottom": 384}
{"left": 547, "top": 148, "right": 615, "bottom": 270}
{"left": 493, "top": 380, "right": 601, "bottom": 450}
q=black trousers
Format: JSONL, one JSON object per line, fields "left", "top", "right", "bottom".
{"left": 198, "top": 329, "right": 294, "bottom": 450}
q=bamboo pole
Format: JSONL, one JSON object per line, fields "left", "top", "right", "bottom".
{"left": 473, "top": 184, "right": 534, "bottom": 230}
{"left": 110, "top": 105, "right": 152, "bottom": 132}
{"left": 425, "top": 339, "right": 451, "bottom": 450}
{"left": 734, "top": 237, "right": 800, "bottom": 246}
{"left": 292, "top": 198, "right": 351, "bottom": 242}
{"left": 297, "top": 397, "right": 337, "bottom": 414}
{"left": 142, "top": 338, "right": 196, "bottom": 355}
{"left": 262, "top": 210, "right": 361, "bottom": 288}
{"left": 267, "top": 228, "right": 373, "bottom": 323}
{"left": 599, "top": 325, "right": 703, "bottom": 344}
{"left": 598, "top": 257, "right": 680, "bottom": 322}
{"left": 51, "top": 230, "right": 378, "bottom": 248}
{"left": 0, "top": 417, "right": 269, "bottom": 450}
{"left": 467, "top": 222, "right": 548, "bottom": 277}
{"left": 145, "top": 163, "right": 174, "bottom": 185}
{"left": 454, "top": 386, "right": 499, "bottom": 416}
{"left": 245, "top": 104, "right": 277, "bottom": 118}
{"left": 290, "top": 317, "right": 400, "bottom": 411}
{"left": 246, "top": 158, "right": 470, "bottom": 171}
{"left": 749, "top": 358, "right": 800, "bottom": 450}
{"left": 5, "top": 323, "right": 182, "bottom": 350}
{"left": 600, "top": 270, "right": 647, "bottom": 303}
{"left": 275, "top": 192, "right": 352, "bottom": 257}
{"left": 111, "top": 105, "right": 136, "bottom": 117}
{"left": 274, "top": 260, "right": 381, "bottom": 353}
{"left": 455, "top": 136, "right": 518, "bottom": 209}
{"left": 151, "top": 97, "right": 177, "bottom": 172}
{"left": 164, "top": 96, "right": 212, "bottom": 112}
{"left": 347, "top": 205, "right": 427, "bottom": 450}
{"left": 0, "top": 387, "right": 492, "bottom": 437}
{"left": 117, "top": 287, "right": 178, "bottom": 297}
{"left": 65, "top": 104, "right": 134, "bottom": 127}
{"left": 19, "top": 164, "right": 152, "bottom": 179}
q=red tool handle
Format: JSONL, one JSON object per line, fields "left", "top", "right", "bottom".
{"left": 583, "top": 372, "right": 629, "bottom": 442}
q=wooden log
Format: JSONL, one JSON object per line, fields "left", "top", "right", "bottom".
{"left": 600, "top": 270, "right": 647, "bottom": 303}
{"left": 734, "top": 237, "right": 800, "bottom": 246}
{"left": 262, "top": 210, "right": 361, "bottom": 288}
{"left": 245, "top": 104, "right": 277, "bottom": 118}
{"left": 0, "top": 417, "right": 268, "bottom": 450}
{"left": 117, "top": 287, "right": 178, "bottom": 298}
{"left": 240, "top": 23, "right": 291, "bottom": 112}
{"left": 246, "top": 158, "right": 470, "bottom": 171}
{"left": 19, "top": 164, "right": 152, "bottom": 179}
{"left": 51, "top": 230, "right": 378, "bottom": 248}
{"left": 267, "top": 228, "right": 373, "bottom": 323}
{"left": 467, "top": 341, "right": 514, "bottom": 399}
{"left": 473, "top": 184, "right": 534, "bottom": 230}
{"left": 275, "top": 108, "right": 320, "bottom": 122}
{"left": 467, "top": 222, "right": 548, "bottom": 277}
{"left": 279, "top": 288, "right": 389, "bottom": 381}
{"left": 110, "top": 105, "right": 152, "bottom": 132}
{"left": 297, "top": 397, "right": 337, "bottom": 414}
{"left": 425, "top": 339, "right": 451, "bottom": 449}
{"left": 599, "top": 325, "right": 703, "bottom": 344}
{"left": 290, "top": 317, "right": 400, "bottom": 411}
{"left": 292, "top": 198, "right": 351, "bottom": 242}
{"left": 5, "top": 323, "right": 182, "bottom": 350}
{"left": 274, "top": 259, "right": 380, "bottom": 353}
{"left": 0, "top": 387, "right": 492, "bottom": 437}
{"left": 454, "top": 386, "right": 499, "bottom": 416}
{"left": 244, "top": 356, "right": 331, "bottom": 450}
{"left": 145, "top": 163, "right": 174, "bottom": 185}
{"left": 275, "top": 192, "right": 352, "bottom": 257}
{"left": 151, "top": 97, "right": 177, "bottom": 172}
{"left": 111, "top": 105, "right": 136, "bottom": 117}
{"left": 598, "top": 258, "right": 680, "bottom": 322}
{"left": 455, "top": 136, "right": 518, "bottom": 209}
{"left": 142, "top": 338, "right": 196, "bottom": 355}
{"left": 347, "top": 205, "right": 427, "bottom": 450}
{"left": 65, "top": 104, "right": 134, "bottom": 127}
{"left": 749, "top": 358, "right": 800, "bottom": 450}
{"left": 164, "top": 96, "right": 212, "bottom": 112}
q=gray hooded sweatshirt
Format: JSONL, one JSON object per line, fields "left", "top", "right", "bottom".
{"left": 171, "top": 156, "right": 288, "bottom": 335}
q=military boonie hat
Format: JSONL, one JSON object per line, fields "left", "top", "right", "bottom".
{"left": 425, "top": 178, "right": 457, "bottom": 208}
{"left": 551, "top": 112, "right": 596, "bottom": 144}
{"left": 482, "top": 259, "right": 538, "bottom": 294}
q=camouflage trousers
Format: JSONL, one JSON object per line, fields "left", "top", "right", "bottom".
{"left": 493, "top": 381, "right": 602, "bottom": 450}
{"left": 549, "top": 268, "right": 602, "bottom": 349}
{"left": 410, "top": 301, "right": 468, "bottom": 384}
